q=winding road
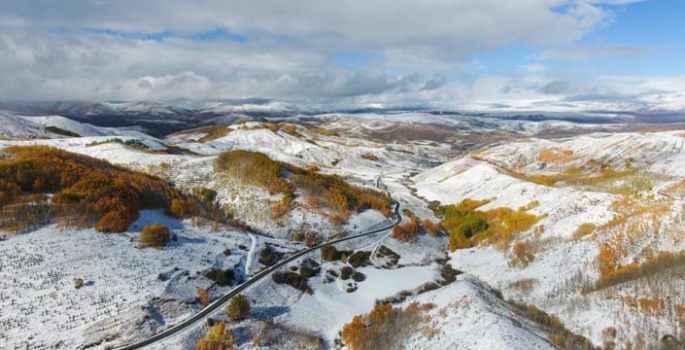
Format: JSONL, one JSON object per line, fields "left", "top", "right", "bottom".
{"left": 113, "top": 175, "right": 402, "bottom": 350}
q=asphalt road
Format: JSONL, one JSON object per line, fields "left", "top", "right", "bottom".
{"left": 113, "top": 176, "right": 401, "bottom": 350}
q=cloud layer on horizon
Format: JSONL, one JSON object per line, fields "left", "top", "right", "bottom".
{"left": 1, "top": 0, "right": 681, "bottom": 113}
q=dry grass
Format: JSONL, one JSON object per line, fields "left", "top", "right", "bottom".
{"left": 509, "top": 278, "right": 538, "bottom": 293}
{"left": 198, "top": 126, "right": 231, "bottom": 143}
{"left": 536, "top": 147, "right": 575, "bottom": 163}
{"left": 360, "top": 153, "right": 379, "bottom": 161}
{"left": 305, "top": 125, "right": 339, "bottom": 137}
{"left": 586, "top": 250, "right": 685, "bottom": 294}
{"left": 573, "top": 223, "right": 596, "bottom": 240}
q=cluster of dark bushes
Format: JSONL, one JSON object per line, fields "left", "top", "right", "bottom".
{"left": 375, "top": 245, "right": 400, "bottom": 268}
{"left": 272, "top": 259, "right": 321, "bottom": 295}
{"left": 205, "top": 268, "right": 235, "bottom": 287}
{"left": 258, "top": 246, "right": 280, "bottom": 267}
{"left": 272, "top": 271, "right": 312, "bottom": 294}
{"left": 347, "top": 251, "right": 371, "bottom": 268}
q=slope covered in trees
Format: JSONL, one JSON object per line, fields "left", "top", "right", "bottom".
{"left": 0, "top": 146, "right": 219, "bottom": 233}
{"left": 214, "top": 150, "right": 391, "bottom": 221}
{"left": 437, "top": 198, "right": 542, "bottom": 251}
{"left": 341, "top": 302, "right": 428, "bottom": 350}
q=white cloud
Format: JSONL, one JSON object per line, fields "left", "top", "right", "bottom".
{"left": 0, "top": 0, "right": 665, "bottom": 103}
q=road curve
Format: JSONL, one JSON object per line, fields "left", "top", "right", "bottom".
{"left": 113, "top": 176, "right": 401, "bottom": 350}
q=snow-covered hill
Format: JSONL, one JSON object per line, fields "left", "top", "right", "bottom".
{"left": 0, "top": 111, "right": 45, "bottom": 138}
{"left": 3, "top": 110, "right": 685, "bottom": 349}
{"left": 413, "top": 130, "right": 685, "bottom": 348}
{"left": 405, "top": 276, "right": 557, "bottom": 350}
{"left": 21, "top": 115, "right": 109, "bottom": 137}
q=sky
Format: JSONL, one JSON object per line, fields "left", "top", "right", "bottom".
{"left": 0, "top": 0, "right": 683, "bottom": 112}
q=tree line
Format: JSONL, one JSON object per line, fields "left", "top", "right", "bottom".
{"left": 0, "top": 146, "right": 223, "bottom": 233}
{"left": 214, "top": 150, "right": 392, "bottom": 223}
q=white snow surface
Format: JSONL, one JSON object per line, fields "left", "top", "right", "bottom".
{"left": 405, "top": 275, "right": 556, "bottom": 350}
{"left": 0, "top": 111, "right": 44, "bottom": 138}
{"left": 0, "top": 211, "right": 251, "bottom": 350}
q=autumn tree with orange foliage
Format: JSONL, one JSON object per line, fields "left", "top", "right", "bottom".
{"left": 197, "top": 288, "right": 211, "bottom": 307}
{"left": 0, "top": 146, "right": 215, "bottom": 233}
{"left": 139, "top": 223, "right": 171, "bottom": 248}
{"left": 422, "top": 219, "right": 442, "bottom": 237}
{"left": 597, "top": 242, "right": 618, "bottom": 276}
{"left": 214, "top": 150, "right": 391, "bottom": 223}
{"left": 392, "top": 217, "right": 420, "bottom": 242}
{"left": 438, "top": 198, "right": 541, "bottom": 251}
{"left": 197, "top": 321, "right": 235, "bottom": 350}
{"left": 342, "top": 302, "right": 425, "bottom": 350}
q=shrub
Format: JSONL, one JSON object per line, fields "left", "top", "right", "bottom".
{"left": 508, "top": 300, "right": 597, "bottom": 350}
{"left": 510, "top": 241, "right": 535, "bottom": 267}
{"left": 574, "top": 223, "right": 596, "bottom": 240}
{"left": 423, "top": 219, "right": 442, "bottom": 237}
{"left": 0, "top": 179, "right": 21, "bottom": 207}
{"left": 320, "top": 244, "right": 340, "bottom": 261}
{"left": 272, "top": 271, "right": 311, "bottom": 294}
{"left": 375, "top": 245, "right": 400, "bottom": 268}
{"left": 97, "top": 207, "right": 138, "bottom": 233}
{"left": 536, "top": 147, "right": 574, "bottom": 163}
{"left": 261, "top": 122, "right": 280, "bottom": 133}
{"left": 351, "top": 271, "right": 366, "bottom": 282}
{"left": 197, "top": 288, "right": 210, "bottom": 307}
{"left": 509, "top": 278, "right": 537, "bottom": 293}
{"left": 348, "top": 251, "right": 371, "bottom": 268}
{"left": 340, "top": 266, "right": 354, "bottom": 280}
{"left": 305, "top": 125, "right": 339, "bottom": 137}
{"left": 449, "top": 230, "right": 472, "bottom": 251}
{"left": 198, "top": 126, "right": 231, "bottom": 143}
{"left": 45, "top": 126, "right": 80, "bottom": 137}
{"left": 227, "top": 294, "right": 251, "bottom": 320}
{"left": 259, "top": 246, "right": 278, "bottom": 266}
{"left": 280, "top": 124, "right": 299, "bottom": 135}
{"left": 360, "top": 153, "right": 379, "bottom": 161}
{"left": 300, "top": 265, "right": 316, "bottom": 278}
{"left": 168, "top": 198, "right": 186, "bottom": 218}
{"left": 193, "top": 187, "right": 218, "bottom": 203}
{"left": 197, "top": 321, "right": 236, "bottom": 350}
{"left": 139, "top": 223, "right": 171, "bottom": 248}
{"left": 205, "top": 268, "right": 234, "bottom": 287}
{"left": 342, "top": 302, "right": 426, "bottom": 350}
{"left": 392, "top": 217, "right": 420, "bottom": 242}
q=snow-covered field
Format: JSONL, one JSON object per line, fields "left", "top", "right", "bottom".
{"left": 405, "top": 275, "right": 557, "bottom": 350}
{"left": 3, "top": 108, "right": 685, "bottom": 349}
{"left": 0, "top": 211, "right": 251, "bottom": 350}
{"left": 413, "top": 130, "right": 685, "bottom": 348}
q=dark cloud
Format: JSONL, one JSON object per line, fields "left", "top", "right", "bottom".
{"left": 421, "top": 75, "right": 448, "bottom": 91}
{"left": 540, "top": 81, "right": 570, "bottom": 95}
